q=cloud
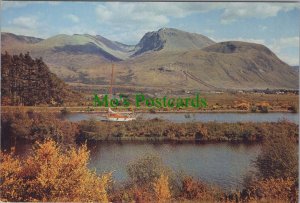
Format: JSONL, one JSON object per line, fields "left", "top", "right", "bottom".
{"left": 269, "top": 36, "right": 299, "bottom": 52}
{"left": 2, "top": 26, "right": 45, "bottom": 38}
{"left": 278, "top": 55, "right": 299, "bottom": 66}
{"left": 95, "top": 3, "right": 299, "bottom": 27}
{"left": 259, "top": 25, "right": 267, "bottom": 31}
{"left": 65, "top": 14, "right": 80, "bottom": 23}
{"left": 221, "top": 3, "right": 298, "bottom": 24}
{"left": 95, "top": 3, "right": 172, "bottom": 43}
{"left": 93, "top": 3, "right": 228, "bottom": 43}
{"left": 204, "top": 29, "right": 215, "bottom": 35}
{"left": 268, "top": 37, "right": 299, "bottom": 65}
{"left": 96, "top": 3, "right": 169, "bottom": 26}
{"left": 93, "top": 2, "right": 299, "bottom": 43}
{"left": 10, "top": 16, "right": 39, "bottom": 29}
{"left": 58, "top": 25, "right": 97, "bottom": 36}
{"left": 2, "top": 1, "right": 60, "bottom": 10}
{"left": 2, "top": 15, "right": 50, "bottom": 38}
{"left": 47, "top": 2, "right": 60, "bottom": 6}
{"left": 1, "top": 2, "right": 30, "bottom": 10}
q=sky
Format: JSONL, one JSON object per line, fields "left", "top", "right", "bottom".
{"left": 1, "top": 1, "right": 300, "bottom": 66}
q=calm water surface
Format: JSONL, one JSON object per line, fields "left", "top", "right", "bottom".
{"left": 87, "top": 142, "right": 260, "bottom": 190}
{"left": 13, "top": 142, "right": 260, "bottom": 190}
{"left": 14, "top": 112, "right": 295, "bottom": 191}
{"left": 64, "top": 112, "right": 299, "bottom": 124}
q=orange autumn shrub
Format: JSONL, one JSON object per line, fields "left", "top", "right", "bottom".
{"left": 255, "top": 132, "right": 298, "bottom": 180}
{"left": 0, "top": 151, "right": 24, "bottom": 202}
{"left": 0, "top": 140, "right": 111, "bottom": 202}
{"left": 244, "top": 178, "right": 298, "bottom": 202}
{"left": 1, "top": 109, "right": 79, "bottom": 147}
{"left": 109, "top": 184, "right": 155, "bottom": 203}
{"left": 153, "top": 174, "right": 172, "bottom": 202}
{"left": 180, "top": 176, "right": 217, "bottom": 201}
{"left": 110, "top": 174, "right": 172, "bottom": 203}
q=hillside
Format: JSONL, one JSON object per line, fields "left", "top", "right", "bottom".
{"left": 1, "top": 29, "right": 298, "bottom": 90}
{"left": 1, "top": 52, "right": 78, "bottom": 106}
{"left": 132, "top": 27, "right": 215, "bottom": 56}
{"left": 1, "top": 32, "right": 43, "bottom": 45}
{"left": 121, "top": 41, "right": 298, "bottom": 90}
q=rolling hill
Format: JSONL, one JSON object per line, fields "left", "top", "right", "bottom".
{"left": 1, "top": 28, "right": 298, "bottom": 90}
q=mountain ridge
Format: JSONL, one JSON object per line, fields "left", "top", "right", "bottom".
{"left": 1, "top": 28, "right": 298, "bottom": 90}
{"left": 132, "top": 27, "right": 215, "bottom": 56}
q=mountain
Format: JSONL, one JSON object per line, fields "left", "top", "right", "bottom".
{"left": 1, "top": 32, "right": 43, "bottom": 56}
{"left": 133, "top": 28, "right": 215, "bottom": 56}
{"left": 121, "top": 41, "right": 298, "bottom": 90}
{"left": 3, "top": 33, "right": 134, "bottom": 61}
{"left": 2, "top": 32, "right": 43, "bottom": 45}
{"left": 1, "top": 33, "right": 136, "bottom": 81}
{"left": 36, "top": 34, "right": 135, "bottom": 61}
{"left": 1, "top": 29, "right": 298, "bottom": 90}
{"left": 1, "top": 28, "right": 214, "bottom": 61}
{"left": 1, "top": 52, "right": 78, "bottom": 105}
{"left": 291, "top": 66, "right": 299, "bottom": 72}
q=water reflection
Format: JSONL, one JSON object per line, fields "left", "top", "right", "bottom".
{"left": 65, "top": 112, "right": 299, "bottom": 124}
{"left": 6, "top": 140, "right": 260, "bottom": 190}
{"left": 87, "top": 141, "right": 260, "bottom": 190}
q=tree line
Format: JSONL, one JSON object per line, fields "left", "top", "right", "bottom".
{"left": 1, "top": 52, "right": 74, "bottom": 106}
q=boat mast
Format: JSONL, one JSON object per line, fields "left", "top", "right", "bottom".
{"left": 107, "top": 63, "right": 114, "bottom": 115}
{"left": 109, "top": 63, "right": 114, "bottom": 96}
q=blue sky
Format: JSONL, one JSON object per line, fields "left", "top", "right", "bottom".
{"left": 2, "top": 1, "right": 299, "bottom": 65}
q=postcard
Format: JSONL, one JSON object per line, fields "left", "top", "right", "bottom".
{"left": 1, "top": 1, "right": 299, "bottom": 202}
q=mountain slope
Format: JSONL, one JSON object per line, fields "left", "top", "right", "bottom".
{"left": 121, "top": 41, "right": 298, "bottom": 90}
{"left": 1, "top": 30, "right": 298, "bottom": 90}
{"left": 35, "top": 34, "right": 135, "bottom": 60}
{"left": 1, "top": 33, "right": 135, "bottom": 81}
{"left": 133, "top": 28, "right": 215, "bottom": 56}
{"left": 1, "top": 32, "right": 43, "bottom": 45}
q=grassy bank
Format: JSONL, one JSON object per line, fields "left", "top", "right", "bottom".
{"left": 78, "top": 119, "right": 298, "bottom": 143}
{"left": 2, "top": 110, "right": 298, "bottom": 147}
{"left": 1, "top": 91, "right": 299, "bottom": 113}
{"left": 1, "top": 104, "right": 298, "bottom": 113}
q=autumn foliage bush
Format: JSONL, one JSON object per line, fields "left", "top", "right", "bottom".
{"left": 240, "top": 132, "right": 299, "bottom": 202}
{"left": 110, "top": 155, "right": 174, "bottom": 202}
{"left": 1, "top": 109, "right": 79, "bottom": 147}
{"left": 153, "top": 174, "right": 172, "bottom": 202}
{"left": 179, "top": 176, "right": 218, "bottom": 201}
{"left": 127, "top": 155, "right": 172, "bottom": 186}
{"left": 1, "top": 140, "right": 298, "bottom": 202}
{"left": 243, "top": 178, "right": 298, "bottom": 202}
{"left": 255, "top": 132, "right": 298, "bottom": 180}
{"left": 0, "top": 140, "right": 111, "bottom": 202}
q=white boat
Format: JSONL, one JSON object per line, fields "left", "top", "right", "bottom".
{"left": 106, "top": 108, "right": 136, "bottom": 122}
{"left": 106, "top": 64, "right": 136, "bottom": 122}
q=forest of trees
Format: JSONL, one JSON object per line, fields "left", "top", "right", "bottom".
{"left": 1, "top": 52, "right": 75, "bottom": 106}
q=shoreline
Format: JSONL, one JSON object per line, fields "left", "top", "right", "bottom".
{"left": 77, "top": 120, "right": 299, "bottom": 143}
{"left": 1, "top": 106, "right": 296, "bottom": 113}
{"left": 2, "top": 109, "right": 298, "bottom": 149}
